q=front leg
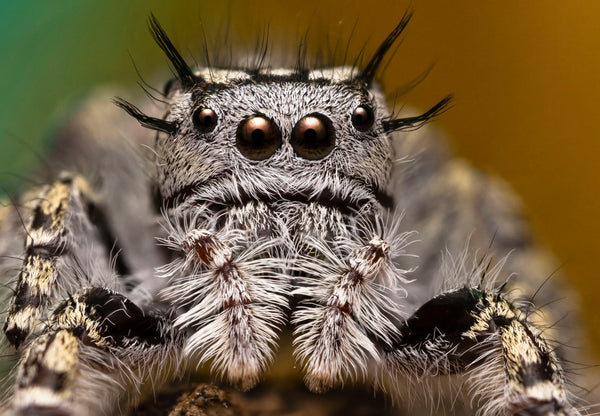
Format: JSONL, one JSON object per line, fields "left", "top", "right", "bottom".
{"left": 158, "top": 206, "right": 289, "bottom": 390}
{"left": 10, "top": 287, "right": 180, "bottom": 416}
{"left": 4, "top": 173, "right": 118, "bottom": 349}
{"left": 293, "top": 213, "right": 413, "bottom": 392}
{"left": 384, "top": 286, "right": 579, "bottom": 416}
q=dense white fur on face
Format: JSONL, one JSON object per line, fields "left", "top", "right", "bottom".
{"left": 154, "top": 68, "right": 393, "bottom": 207}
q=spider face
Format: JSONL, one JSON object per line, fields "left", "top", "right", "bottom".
{"left": 155, "top": 69, "right": 393, "bottom": 221}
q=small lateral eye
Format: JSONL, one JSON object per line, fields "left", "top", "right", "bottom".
{"left": 351, "top": 105, "right": 374, "bottom": 132}
{"left": 236, "top": 115, "right": 282, "bottom": 160}
{"left": 193, "top": 107, "right": 218, "bottom": 133}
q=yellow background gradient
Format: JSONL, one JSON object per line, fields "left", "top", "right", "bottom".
{"left": 0, "top": 1, "right": 598, "bottom": 357}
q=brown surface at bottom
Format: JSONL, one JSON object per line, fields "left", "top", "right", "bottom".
{"left": 132, "top": 382, "right": 398, "bottom": 416}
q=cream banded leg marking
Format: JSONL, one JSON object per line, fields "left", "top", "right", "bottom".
{"left": 11, "top": 287, "right": 179, "bottom": 416}
{"left": 385, "top": 288, "right": 579, "bottom": 416}
{"left": 4, "top": 174, "right": 114, "bottom": 349}
{"left": 13, "top": 330, "right": 79, "bottom": 415}
{"left": 468, "top": 295, "right": 574, "bottom": 416}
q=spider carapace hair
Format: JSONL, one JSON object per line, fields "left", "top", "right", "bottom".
{"left": 0, "top": 11, "right": 594, "bottom": 416}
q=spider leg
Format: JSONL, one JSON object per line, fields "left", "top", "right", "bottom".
{"left": 384, "top": 287, "right": 580, "bottom": 416}
{"left": 292, "top": 215, "right": 412, "bottom": 393}
{"left": 158, "top": 211, "right": 289, "bottom": 391}
{"left": 10, "top": 287, "right": 180, "bottom": 416}
{"left": 4, "top": 174, "right": 117, "bottom": 349}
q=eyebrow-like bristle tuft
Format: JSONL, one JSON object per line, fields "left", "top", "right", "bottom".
{"left": 113, "top": 97, "right": 178, "bottom": 135}
{"left": 358, "top": 10, "right": 413, "bottom": 86}
{"left": 148, "top": 13, "right": 198, "bottom": 89}
{"left": 382, "top": 95, "right": 453, "bottom": 133}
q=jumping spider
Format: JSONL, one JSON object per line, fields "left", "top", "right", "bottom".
{"left": 0, "top": 12, "right": 594, "bottom": 416}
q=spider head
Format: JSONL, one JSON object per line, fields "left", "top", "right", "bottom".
{"left": 116, "top": 13, "right": 450, "bottom": 215}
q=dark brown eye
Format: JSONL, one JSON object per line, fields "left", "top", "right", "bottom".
{"left": 193, "top": 108, "right": 218, "bottom": 132}
{"left": 291, "top": 113, "right": 335, "bottom": 160}
{"left": 236, "top": 115, "right": 282, "bottom": 160}
{"left": 351, "top": 105, "right": 374, "bottom": 132}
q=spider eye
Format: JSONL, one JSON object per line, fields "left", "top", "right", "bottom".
{"left": 351, "top": 105, "right": 374, "bottom": 132}
{"left": 193, "top": 108, "right": 218, "bottom": 133}
{"left": 291, "top": 113, "right": 335, "bottom": 160}
{"left": 236, "top": 115, "right": 282, "bottom": 160}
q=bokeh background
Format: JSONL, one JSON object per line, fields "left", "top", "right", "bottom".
{"left": 0, "top": 0, "right": 599, "bottom": 360}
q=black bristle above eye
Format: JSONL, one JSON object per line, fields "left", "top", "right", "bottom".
{"left": 359, "top": 11, "right": 413, "bottom": 86}
{"left": 114, "top": 97, "right": 178, "bottom": 135}
{"left": 382, "top": 95, "right": 453, "bottom": 133}
{"left": 148, "top": 13, "right": 198, "bottom": 89}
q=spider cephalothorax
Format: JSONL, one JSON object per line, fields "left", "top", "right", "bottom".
{"left": 0, "top": 11, "right": 592, "bottom": 416}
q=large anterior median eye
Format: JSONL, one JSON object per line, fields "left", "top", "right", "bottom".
{"left": 236, "top": 115, "right": 282, "bottom": 160}
{"left": 291, "top": 113, "right": 335, "bottom": 160}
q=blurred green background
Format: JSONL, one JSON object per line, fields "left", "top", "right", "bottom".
{"left": 1, "top": 0, "right": 599, "bottom": 358}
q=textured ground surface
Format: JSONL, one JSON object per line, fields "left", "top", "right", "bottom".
{"left": 132, "top": 382, "right": 400, "bottom": 416}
